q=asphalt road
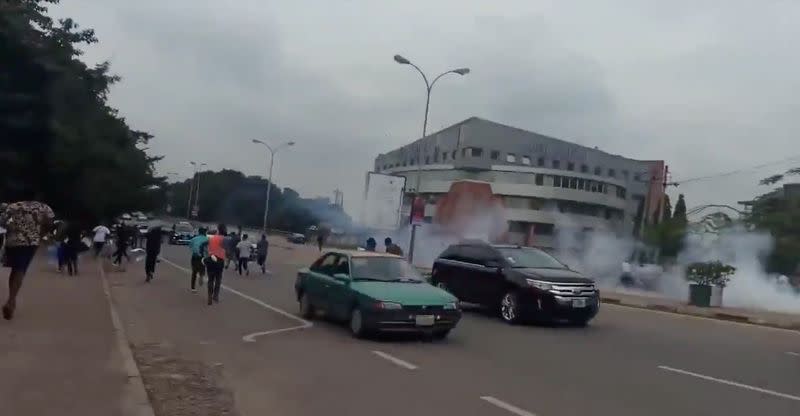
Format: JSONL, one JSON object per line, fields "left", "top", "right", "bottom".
{"left": 106, "top": 239, "right": 800, "bottom": 416}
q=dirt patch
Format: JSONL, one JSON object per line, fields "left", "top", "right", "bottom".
{"left": 132, "top": 343, "right": 240, "bottom": 416}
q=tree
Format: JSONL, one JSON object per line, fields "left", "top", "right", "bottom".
{"left": 1, "top": 1, "right": 162, "bottom": 224}
{"left": 672, "top": 194, "right": 687, "bottom": 224}
{"left": 744, "top": 170, "right": 800, "bottom": 274}
{"left": 662, "top": 194, "right": 673, "bottom": 220}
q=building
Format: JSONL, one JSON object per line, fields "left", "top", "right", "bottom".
{"left": 373, "top": 117, "right": 667, "bottom": 248}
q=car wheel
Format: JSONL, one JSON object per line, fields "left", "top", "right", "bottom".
{"left": 500, "top": 292, "right": 521, "bottom": 324}
{"left": 349, "top": 308, "right": 367, "bottom": 338}
{"left": 299, "top": 293, "right": 315, "bottom": 319}
{"left": 570, "top": 318, "right": 590, "bottom": 327}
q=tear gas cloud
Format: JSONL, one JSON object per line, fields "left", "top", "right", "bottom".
{"left": 380, "top": 204, "right": 800, "bottom": 314}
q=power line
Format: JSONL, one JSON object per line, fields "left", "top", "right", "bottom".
{"left": 670, "top": 154, "right": 800, "bottom": 186}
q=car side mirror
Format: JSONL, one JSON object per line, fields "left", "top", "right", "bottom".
{"left": 333, "top": 273, "right": 350, "bottom": 283}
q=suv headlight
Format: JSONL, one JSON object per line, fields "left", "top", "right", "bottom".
{"left": 443, "top": 302, "right": 459, "bottom": 310}
{"left": 377, "top": 302, "right": 403, "bottom": 310}
{"left": 526, "top": 279, "right": 553, "bottom": 291}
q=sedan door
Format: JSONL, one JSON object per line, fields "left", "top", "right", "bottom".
{"left": 326, "top": 255, "right": 356, "bottom": 321}
{"left": 305, "top": 254, "right": 339, "bottom": 311}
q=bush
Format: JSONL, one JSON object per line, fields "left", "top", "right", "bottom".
{"left": 686, "top": 261, "right": 736, "bottom": 288}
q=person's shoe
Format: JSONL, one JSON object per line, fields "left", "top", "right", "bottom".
{"left": 213, "top": 295, "right": 220, "bottom": 303}
{"left": 2, "top": 303, "right": 15, "bottom": 320}
{"left": 207, "top": 297, "right": 213, "bottom": 305}
{"left": 191, "top": 288, "right": 198, "bottom": 293}
{"left": 145, "top": 274, "right": 152, "bottom": 282}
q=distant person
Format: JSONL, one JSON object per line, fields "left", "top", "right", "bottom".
{"left": 385, "top": 237, "right": 403, "bottom": 256}
{"left": 0, "top": 198, "right": 55, "bottom": 320}
{"left": 316, "top": 233, "right": 324, "bottom": 251}
{"left": 202, "top": 224, "right": 228, "bottom": 305}
{"left": 144, "top": 226, "right": 162, "bottom": 282}
{"left": 188, "top": 227, "right": 208, "bottom": 292}
{"left": 61, "top": 222, "right": 83, "bottom": 276}
{"left": 225, "top": 231, "right": 240, "bottom": 270}
{"left": 92, "top": 223, "right": 111, "bottom": 257}
{"left": 112, "top": 223, "right": 131, "bottom": 266}
{"left": 365, "top": 237, "right": 377, "bottom": 252}
{"left": 236, "top": 234, "right": 250, "bottom": 276}
{"left": 256, "top": 234, "right": 269, "bottom": 274}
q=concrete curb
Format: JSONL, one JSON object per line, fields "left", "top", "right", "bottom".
{"left": 98, "top": 263, "right": 157, "bottom": 416}
{"left": 599, "top": 295, "right": 800, "bottom": 332}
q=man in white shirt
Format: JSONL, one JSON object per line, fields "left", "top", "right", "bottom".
{"left": 92, "top": 224, "right": 111, "bottom": 257}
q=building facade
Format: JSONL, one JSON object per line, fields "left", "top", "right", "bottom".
{"left": 373, "top": 117, "right": 666, "bottom": 248}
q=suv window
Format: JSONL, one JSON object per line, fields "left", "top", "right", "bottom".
{"left": 310, "top": 254, "right": 338, "bottom": 275}
{"left": 460, "top": 246, "right": 501, "bottom": 266}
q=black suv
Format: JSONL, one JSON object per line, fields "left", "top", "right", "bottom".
{"left": 431, "top": 241, "right": 599, "bottom": 326}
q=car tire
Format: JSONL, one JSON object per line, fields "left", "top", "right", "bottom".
{"left": 500, "top": 292, "right": 522, "bottom": 325}
{"left": 299, "top": 293, "right": 315, "bottom": 320}
{"left": 349, "top": 308, "right": 367, "bottom": 338}
{"left": 570, "top": 318, "right": 590, "bottom": 328}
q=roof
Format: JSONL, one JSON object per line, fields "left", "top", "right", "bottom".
{"left": 324, "top": 249, "right": 402, "bottom": 259}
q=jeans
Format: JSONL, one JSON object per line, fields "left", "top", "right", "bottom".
{"left": 145, "top": 251, "right": 158, "bottom": 277}
{"left": 191, "top": 254, "right": 205, "bottom": 289}
{"left": 205, "top": 257, "right": 225, "bottom": 302}
{"left": 113, "top": 245, "right": 129, "bottom": 265}
{"left": 237, "top": 257, "right": 249, "bottom": 275}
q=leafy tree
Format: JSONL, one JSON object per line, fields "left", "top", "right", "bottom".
{"left": 1, "top": 0, "right": 162, "bottom": 225}
{"left": 662, "top": 194, "right": 673, "bottom": 220}
{"left": 672, "top": 194, "right": 687, "bottom": 224}
{"left": 744, "top": 170, "right": 800, "bottom": 274}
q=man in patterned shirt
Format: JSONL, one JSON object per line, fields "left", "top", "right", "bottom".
{"left": 0, "top": 199, "right": 55, "bottom": 320}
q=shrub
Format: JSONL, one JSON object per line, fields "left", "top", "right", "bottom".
{"left": 686, "top": 261, "right": 736, "bottom": 288}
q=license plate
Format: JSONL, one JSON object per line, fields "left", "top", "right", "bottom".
{"left": 572, "top": 298, "right": 587, "bottom": 308}
{"left": 415, "top": 315, "right": 435, "bottom": 326}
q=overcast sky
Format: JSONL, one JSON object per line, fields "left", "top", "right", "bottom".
{"left": 54, "top": 0, "right": 800, "bottom": 218}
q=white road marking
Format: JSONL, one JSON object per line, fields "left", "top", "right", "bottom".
{"left": 371, "top": 350, "right": 418, "bottom": 370}
{"left": 787, "top": 352, "right": 800, "bottom": 357}
{"left": 479, "top": 396, "right": 537, "bottom": 416}
{"left": 161, "top": 258, "right": 312, "bottom": 342}
{"left": 603, "top": 303, "right": 800, "bottom": 336}
{"left": 658, "top": 365, "right": 800, "bottom": 402}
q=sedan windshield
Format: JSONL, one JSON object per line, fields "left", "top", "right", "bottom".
{"left": 175, "top": 225, "right": 193, "bottom": 233}
{"left": 498, "top": 248, "right": 567, "bottom": 269}
{"left": 350, "top": 257, "right": 424, "bottom": 282}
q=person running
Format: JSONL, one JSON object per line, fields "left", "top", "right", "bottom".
{"left": 112, "top": 222, "right": 131, "bottom": 266}
{"left": 144, "top": 226, "right": 162, "bottom": 282}
{"left": 255, "top": 234, "right": 269, "bottom": 274}
{"left": 203, "top": 224, "right": 228, "bottom": 305}
{"left": 188, "top": 227, "right": 208, "bottom": 292}
{"left": 61, "top": 222, "right": 83, "bottom": 276}
{"left": 385, "top": 237, "right": 404, "bottom": 256}
{"left": 224, "top": 231, "right": 239, "bottom": 270}
{"left": 236, "top": 234, "right": 250, "bottom": 276}
{"left": 92, "top": 223, "right": 111, "bottom": 257}
{"left": 0, "top": 198, "right": 55, "bottom": 320}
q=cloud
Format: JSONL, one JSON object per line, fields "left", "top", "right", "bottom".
{"left": 51, "top": 0, "right": 800, "bottom": 219}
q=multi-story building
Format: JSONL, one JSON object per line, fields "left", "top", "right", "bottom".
{"left": 373, "top": 117, "right": 667, "bottom": 248}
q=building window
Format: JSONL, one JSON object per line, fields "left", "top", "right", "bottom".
{"left": 622, "top": 170, "right": 629, "bottom": 180}
{"left": 403, "top": 160, "right": 408, "bottom": 167}
{"left": 537, "top": 157, "right": 545, "bottom": 167}
{"left": 608, "top": 168, "right": 616, "bottom": 178}
{"left": 567, "top": 162, "right": 575, "bottom": 171}
{"left": 594, "top": 166, "right": 602, "bottom": 176}
{"left": 581, "top": 164, "right": 589, "bottom": 173}
{"left": 425, "top": 156, "right": 430, "bottom": 164}
{"left": 552, "top": 160, "right": 561, "bottom": 169}
{"left": 535, "top": 174, "right": 544, "bottom": 185}
{"left": 452, "top": 150, "right": 457, "bottom": 160}
{"left": 410, "top": 159, "right": 416, "bottom": 166}
{"left": 634, "top": 173, "right": 641, "bottom": 181}
{"left": 442, "top": 152, "right": 448, "bottom": 161}
{"left": 506, "top": 153, "right": 516, "bottom": 163}
{"left": 433, "top": 152, "right": 439, "bottom": 163}
{"left": 490, "top": 150, "right": 500, "bottom": 160}
{"left": 553, "top": 176, "right": 562, "bottom": 187}
{"left": 561, "top": 177, "right": 570, "bottom": 189}
{"left": 570, "top": 177, "right": 578, "bottom": 189}
{"left": 616, "top": 186, "right": 627, "bottom": 199}
{"left": 522, "top": 156, "right": 531, "bottom": 165}
{"left": 577, "top": 178, "right": 585, "bottom": 190}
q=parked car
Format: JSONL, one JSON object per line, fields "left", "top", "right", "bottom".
{"left": 287, "top": 233, "right": 307, "bottom": 244}
{"left": 169, "top": 223, "right": 195, "bottom": 245}
{"left": 431, "top": 241, "right": 599, "bottom": 326}
{"left": 295, "top": 250, "right": 461, "bottom": 339}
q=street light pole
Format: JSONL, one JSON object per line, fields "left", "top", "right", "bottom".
{"left": 393, "top": 54, "right": 470, "bottom": 262}
{"left": 192, "top": 163, "right": 207, "bottom": 218}
{"left": 252, "top": 139, "right": 295, "bottom": 232}
{"left": 187, "top": 162, "right": 198, "bottom": 218}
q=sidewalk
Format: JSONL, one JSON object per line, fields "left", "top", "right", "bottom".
{"left": 0, "top": 254, "right": 154, "bottom": 416}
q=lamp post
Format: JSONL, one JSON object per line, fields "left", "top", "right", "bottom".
{"left": 393, "top": 54, "right": 470, "bottom": 262}
{"left": 187, "top": 162, "right": 197, "bottom": 218}
{"left": 252, "top": 139, "right": 295, "bottom": 232}
{"left": 191, "top": 162, "right": 207, "bottom": 219}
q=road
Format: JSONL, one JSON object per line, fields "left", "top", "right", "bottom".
{"left": 105, "top": 238, "right": 800, "bottom": 416}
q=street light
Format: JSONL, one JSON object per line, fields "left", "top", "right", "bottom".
{"left": 252, "top": 139, "right": 295, "bottom": 232}
{"left": 188, "top": 161, "right": 206, "bottom": 218}
{"left": 394, "top": 53, "right": 470, "bottom": 262}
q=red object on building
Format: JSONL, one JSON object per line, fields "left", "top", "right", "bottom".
{"left": 434, "top": 180, "right": 507, "bottom": 242}
{"left": 410, "top": 196, "right": 426, "bottom": 225}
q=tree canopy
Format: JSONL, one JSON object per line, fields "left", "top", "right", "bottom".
{"left": 745, "top": 169, "right": 800, "bottom": 274}
{"left": 1, "top": 0, "right": 164, "bottom": 225}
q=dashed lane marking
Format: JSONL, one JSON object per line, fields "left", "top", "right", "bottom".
{"left": 658, "top": 365, "right": 800, "bottom": 402}
{"left": 479, "top": 396, "right": 538, "bottom": 416}
{"left": 371, "top": 350, "right": 418, "bottom": 370}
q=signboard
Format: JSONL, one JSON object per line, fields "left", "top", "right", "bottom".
{"left": 410, "top": 196, "right": 425, "bottom": 225}
{"left": 191, "top": 206, "right": 199, "bottom": 218}
{"left": 362, "top": 172, "right": 406, "bottom": 231}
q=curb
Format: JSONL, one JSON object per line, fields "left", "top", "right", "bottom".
{"left": 600, "top": 296, "right": 800, "bottom": 332}
{"left": 98, "top": 263, "right": 157, "bottom": 416}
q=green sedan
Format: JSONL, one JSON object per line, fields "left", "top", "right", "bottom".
{"left": 295, "top": 250, "right": 461, "bottom": 339}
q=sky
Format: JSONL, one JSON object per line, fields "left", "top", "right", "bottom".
{"left": 53, "top": 0, "right": 800, "bottom": 218}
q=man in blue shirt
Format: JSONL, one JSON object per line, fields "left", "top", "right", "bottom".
{"left": 188, "top": 227, "right": 209, "bottom": 292}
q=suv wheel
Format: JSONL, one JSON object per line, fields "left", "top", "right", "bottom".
{"left": 500, "top": 292, "right": 521, "bottom": 324}
{"left": 349, "top": 308, "right": 367, "bottom": 338}
{"left": 299, "top": 293, "right": 315, "bottom": 319}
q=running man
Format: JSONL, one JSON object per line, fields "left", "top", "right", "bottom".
{"left": 144, "top": 226, "right": 162, "bottom": 282}
{"left": 92, "top": 223, "right": 111, "bottom": 257}
{"left": 203, "top": 224, "right": 228, "bottom": 305}
{"left": 112, "top": 222, "right": 131, "bottom": 266}
{"left": 236, "top": 234, "right": 250, "bottom": 276}
{"left": 188, "top": 227, "right": 208, "bottom": 292}
{"left": 0, "top": 198, "right": 55, "bottom": 320}
{"left": 255, "top": 234, "right": 268, "bottom": 274}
